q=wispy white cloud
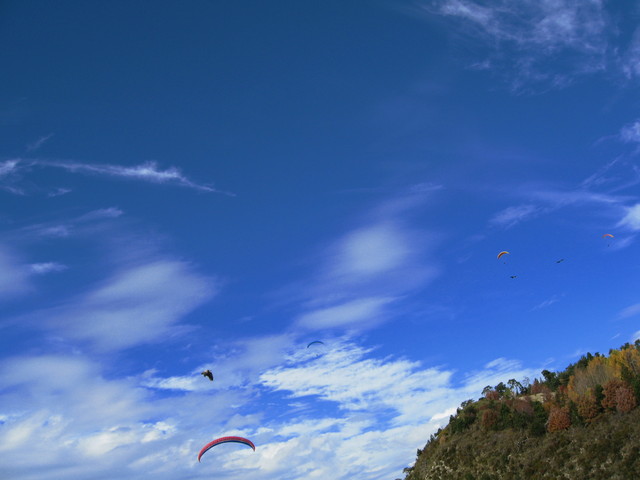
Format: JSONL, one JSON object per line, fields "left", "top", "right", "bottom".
{"left": 622, "top": 27, "right": 640, "bottom": 79}
{"left": 270, "top": 187, "right": 441, "bottom": 335}
{"left": 296, "top": 297, "right": 397, "bottom": 330}
{"left": 47, "top": 187, "right": 71, "bottom": 197}
{"left": 481, "top": 183, "right": 629, "bottom": 232}
{"left": 140, "top": 371, "right": 204, "bottom": 392}
{"left": 38, "top": 260, "right": 217, "bottom": 351}
{"left": 618, "top": 303, "right": 640, "bottom": 319}
{"left": 40, "top": 160, "right": 233, "bottom": 195}
{"left": 36, "top": 225, "right": 71, "bottom": 238}
{"left": 1, "top": 186, "right": 25, "bottom": 195}
{"left": 609, "top": 234, "right": 634, "bottom": 250}
{"left": 617, "top": 203, "right": 640, "bottom": 231}
{"left": 489, "top": 204, "right": 540, "bottom": 228}
{"left": 0, "top": 355, "right": 150, "bottom": 428}
{"left": 143, "top": 334, "right": 296, "bottom": 391}
{"left": 346, "top": 224, "right": 414, "bottom": 274}
{"left": 0, "top": 247, "right": 32, "bottom": 300}
{"left": 531, "top": 294, "right": 562, "bottom": 311}
{"left": 295, "top": 217, "right": 438, "bottom": 331}
{"left": 619, "top": 120, "right": 640, "bottom": 144}
{"left": 0, "top": 159, "right": 232, "bottom": 196}
{"left": 77, "top": 207, "right": 123, "bottom": 221}
{"left": 426, "top": 0, "right": 611, "bottom": 89}
{"left": 579, "top": 157, "right": 632, "bottom": 191}
{"left": 26, "top": 133, "right": 54, "bottom": 152}
{"left": 0, "top": 159, "right": 24, "bottom": 195}
{"left": 437, "top": 0, "right": 608, "bottom": 50}
{"left": 261, "top": 342, "right": 538, "bottom": 425}
{"left": 530, "top": 187, "right": 625, "bottom": 207}
{"left": 0, "top": 354, "right": 200, "bottom": 479}
{"left": 0, "top": 159, "right": 19, "bottom": 177}
{"left": 19, "top": 208, "right": 123, "bottom": 240}
{"left": 29, "top": 262, "right": 68, "bottom": 275}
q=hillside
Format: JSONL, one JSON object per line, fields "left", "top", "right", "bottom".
{"left": 399, "top": 342, "right": 640, "bottom": 480}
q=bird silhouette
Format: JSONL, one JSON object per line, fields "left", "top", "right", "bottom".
{"left": 201, "top": 370, "right": 213, "bottom": 381}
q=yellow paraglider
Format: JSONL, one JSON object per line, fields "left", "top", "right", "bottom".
{"left": 497, "top": 251, "right": 510, "bottom": 260}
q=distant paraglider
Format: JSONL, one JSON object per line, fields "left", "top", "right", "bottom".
{"left": 201, "top": 370, "right": 213, "bottom": 381}
{"left": 497, "top": 251, "right": 510, "bottom": 260}
{"left": 556, "top": 259, "right": 564, "bottom": 264}
{"left": 603, "top": 233, "right": 614, "bottom": 247}
{"left": 307, "top": 340, "right": 325, "bottom": 349}
{"left": 198, "top": 436, "right": 256, "bottom": 462}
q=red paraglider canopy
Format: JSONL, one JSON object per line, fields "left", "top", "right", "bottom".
{"left": 198, "top": 436, "right": 256, "bottom": 462}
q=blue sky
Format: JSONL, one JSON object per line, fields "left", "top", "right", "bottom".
{"left": 2, "top": 1, "right": 640, "bottom": 478}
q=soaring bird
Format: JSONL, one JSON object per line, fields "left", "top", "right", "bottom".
{"left": 201, "top": 369, "right": 213, "bottom": 381}
{"left": 556, "top": 259, "right": 564, "bottom": 263}
{"left": 510, "top": 275, "right": 517, "bottom": 279}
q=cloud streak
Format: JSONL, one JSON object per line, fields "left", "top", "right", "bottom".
{"left": 426, "top": 0, "right": 613, "bottom": 89}
{"left": 26, "top": 133, "right": 54, "bottom": 152}
{"left": 29, "top": 262, "right": 68, "bottom": 275}
{"left": 0, "top": 159, "right": 19, "bottom": 177}
{"left": 36, "top": 260, "right": 217, "bottom": 351}
{"left": 290, "top": 191, "right": 440, "bottom": 332}
{"left": 261, "top": 342, "right": 539, "bottom": 425}
{"left": 0, "top": 247, "right": 32, "bottom": 300}
{"left": 0, "top": 159, "right": 24, "bottom": 195}
{"left": 489, "top": 204, "right": 540, "bottom": 228}
{"left": 0, "top": 159, "right": 233, "bottom": 196}
{"left": 296, "top": 297, "right": 397, "bottom": 330}
{"left": 41, "top": 160, "right": 233, "bottom": 195}
{"left": 620, "top": 120, "right": 640, "bottom": 144}
{"left": 618, "top": 204, "right": 640, "bottom": 231}
{"left": 618, "top": 303, "right": 640, "bottom": 320}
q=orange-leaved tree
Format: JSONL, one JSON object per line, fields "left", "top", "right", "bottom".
{"left": 602, "top": 379, "right": 626, "bottom": 411}
{"left": 616, "top": 384, "right": 637, "bottom": 413}
{"left": 576, "top": 389, "right": 600, "bottom": 421}
{"left": 547, "top": 406, "right": 571, "bottom": 432}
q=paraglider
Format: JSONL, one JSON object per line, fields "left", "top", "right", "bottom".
{"left": 201, "top": 370, "right": 213, "bottom": 381}
{"left": 198, "top": 436, "right": 256, "bottom": 462}
{"left": 603, "top": 233, "right": 614, "bottom": 247}
{"left": 510, "top": 275, "right": 517, "bottom": 279}
{"left": 497, "top": 251, "right": 510, "bottom": 264}
{"left": 307, "top": 340, "right": 325, "bottom": 349}
{"left": 556, "top": 259, "right": 564, "bottom": 263}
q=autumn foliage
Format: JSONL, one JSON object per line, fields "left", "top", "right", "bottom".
{"left": 567, "top": 356, "right": 616, "bottom": 401}
{"left": 576, "top": 390, "right": 600, "bottom": 421}
{"left": 547, "top": 406, "right": 571, "bottom": 432}
{"left": 602, "top": 379, "right": 625, "bottom": 411}
{"left": 480, "top": 409, "right": 498, "bottom": 430}
{"left": 422, "top": 342, "right": 640, "bottom": 451}
{"left": 616, "top": 385, "right": 637, "bottom": 413}
{"left": 403, "top": 342, "right": 640, "bottom": 480}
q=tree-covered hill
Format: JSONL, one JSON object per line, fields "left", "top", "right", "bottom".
{"left": 399, "top": 341, "right": 640, "bottom": 480}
